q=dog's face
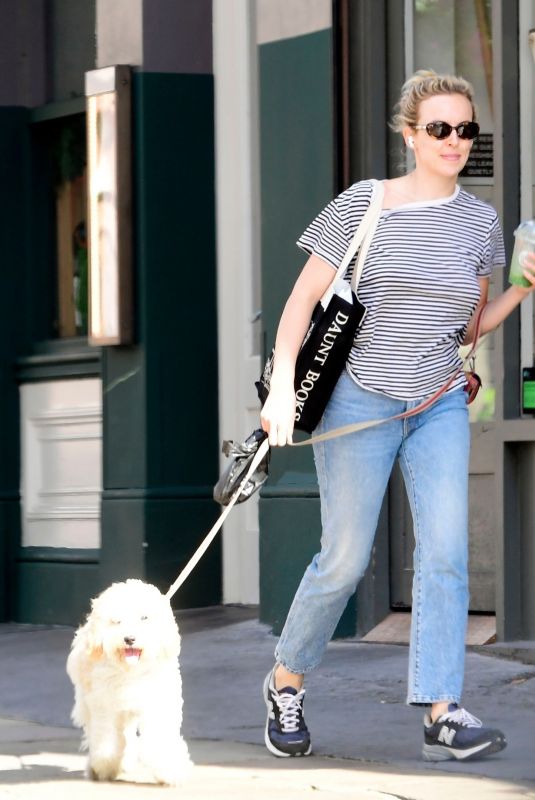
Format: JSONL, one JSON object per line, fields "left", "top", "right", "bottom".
{"left": 81, "top": 579, "right": 180, "bottom": 667}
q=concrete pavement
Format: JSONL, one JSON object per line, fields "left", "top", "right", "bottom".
{"left": 0, "top": 607, "right": 534, "bottom": 799}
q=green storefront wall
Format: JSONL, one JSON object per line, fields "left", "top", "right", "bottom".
{"left": 258, "top": 30, "right": 357, "bottom": 638}
{"left": 99, "top": 72, "right": 222, "bottom": 616}
{"left": 0, "top": 107, "right": 29, "bottom": 622}
{"left": 5, "top": 72, "right": 221, "bottom": 625}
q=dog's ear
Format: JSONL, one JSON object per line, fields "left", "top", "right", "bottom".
{"left": 87, "top": 641, "right": 104, "bottom": 661}
{"left": 79, "top": 617, "right": 104, "bottom": 661}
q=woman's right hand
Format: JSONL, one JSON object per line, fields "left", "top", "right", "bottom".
{"left": 260, "top": 381, "right": 296, "bottom": 446}
{"left": 259, "top": 255, "right": 337, "bottom": 446}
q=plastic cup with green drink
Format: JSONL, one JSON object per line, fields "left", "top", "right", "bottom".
{"left": 509, "top": 220, "right": 535, "bottom": 288}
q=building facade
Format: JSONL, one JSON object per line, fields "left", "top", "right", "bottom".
{"left": 0, "top": 0, "right": 534, "bottom": 643}
{"left": 0, "top": 0, "right": 221, "bottom": 624}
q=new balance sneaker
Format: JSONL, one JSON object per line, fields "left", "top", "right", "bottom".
{"left": 263, "top": 668, "right": 312, "bottom": 757}
{"left": 423, "top": 704, "right": 507, "bottom": 761}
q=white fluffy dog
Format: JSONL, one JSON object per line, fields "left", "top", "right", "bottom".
{"left": 66, "top": 579, "right": 191, "bottom": 785}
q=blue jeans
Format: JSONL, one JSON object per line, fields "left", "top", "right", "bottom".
{"left": 275, "top": 370, "right": 470, "bottom": 705}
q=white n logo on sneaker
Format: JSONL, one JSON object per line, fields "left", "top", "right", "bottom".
{"left": 438, "top": 726, "right": 456, "bottom": 746}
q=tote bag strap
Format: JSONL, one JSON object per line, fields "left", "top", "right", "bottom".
{"left": 351, "top": 179, "right": 385, "bottom": 293}
{"left": 320, "top": 179, "right": 384, "bottom": 305}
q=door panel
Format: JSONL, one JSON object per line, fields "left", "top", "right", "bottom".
{"left": 389, "top": 438, "right": 498, "bottom": 612}
{"left": 389, "top": 0, "right": 498, "bottom": 612}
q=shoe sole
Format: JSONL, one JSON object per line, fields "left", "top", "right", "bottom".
{"left": 422, "top": 736, "right": 507, "bottom": 762}
{"left": 263, "top": 672, "right": 312, "bottom": 758}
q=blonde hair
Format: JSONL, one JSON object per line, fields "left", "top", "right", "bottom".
{"left": 390, "top": 69, "right": 478, "bottom": 133}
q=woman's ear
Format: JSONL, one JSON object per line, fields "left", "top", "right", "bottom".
{"left": 403, "top": 126, "right": 415, "bottom": 149}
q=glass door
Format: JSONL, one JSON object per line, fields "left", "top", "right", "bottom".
{"left": 390, "top": 0, "right": 500, "bottom": 613}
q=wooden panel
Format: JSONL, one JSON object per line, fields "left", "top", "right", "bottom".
{"left": 362, "top": 611, "right": 496, "bottom": 646}
{"left": 20, "top": 379, "right": 102, "bottom": 549}
{"left": 56, "top": 173, "right": 86, "bottom": 338}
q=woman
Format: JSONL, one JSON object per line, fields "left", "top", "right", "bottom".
{"left": 260, "top": 71, "right": 535, "bottom": 762}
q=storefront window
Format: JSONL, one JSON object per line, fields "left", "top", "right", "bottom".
{"left": 38, "top": 114, "right": 88, "bottom": 338}
{"left": 413, "top": 0, "right": 496, "bottom": 421}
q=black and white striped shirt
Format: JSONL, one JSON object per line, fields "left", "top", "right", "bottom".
{"left": 297, "top": 180, "right": 505, "bottom": 400}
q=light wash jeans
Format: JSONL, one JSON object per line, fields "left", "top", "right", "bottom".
{"left": 275, "top": 369, "right": 470, "bottom": 705}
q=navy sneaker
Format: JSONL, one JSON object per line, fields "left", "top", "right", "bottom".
{"left": 263, "top": 668, "right": 312, "bottom": 757}
{"left": 423, "top": 704, "right": 507, "bottom": 761}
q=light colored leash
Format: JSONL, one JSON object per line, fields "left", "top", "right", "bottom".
{"left": 166, "top": 183, "right": 382, "bottom": 600}
{"left": 166, "top": 308, "right": 484, "bottom": 600}
{"left": 165, "top": 436, "right": 270, "bottom": 600}
{"left": 166, "top": 294, "right": 486, "bottom": 599}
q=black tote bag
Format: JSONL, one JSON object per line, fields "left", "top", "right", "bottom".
{"left": 256, "top": 180, "right": 384, "bottom": 434}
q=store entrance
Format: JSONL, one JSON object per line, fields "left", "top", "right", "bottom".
{"left": 388, "top": 0, "right": 498, "bottom": 614}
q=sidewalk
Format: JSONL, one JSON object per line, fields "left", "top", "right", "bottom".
{"left": 1, "top": 607, "right": 534, "bottom": 799}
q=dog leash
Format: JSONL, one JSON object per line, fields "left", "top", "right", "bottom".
{"left": 165, "top": 436, "right": 270, "bottom": 600}
{"left": 166, "top": 308, "right": 486, "bottom": 600}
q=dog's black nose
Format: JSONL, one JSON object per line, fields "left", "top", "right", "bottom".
{"left": 124, "top": 636, "right": 136, "bottom": 646}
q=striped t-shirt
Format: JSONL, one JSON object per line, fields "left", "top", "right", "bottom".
{"left": 297, "top": 180, "right": 505, "bottom": 400}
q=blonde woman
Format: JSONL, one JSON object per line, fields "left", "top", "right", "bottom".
{"left": 261, "top": 70, "right": 535, "bottom": 762}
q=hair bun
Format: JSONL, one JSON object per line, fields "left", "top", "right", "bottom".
{"left": 400, "top": 69, "right": 437, "bottom": 95}
{"left": 410, "top": 69, "right": 438, "bottom": 81}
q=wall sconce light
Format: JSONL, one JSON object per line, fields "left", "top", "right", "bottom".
{"left": 529, "top": 29, "right": 535, "bottom": 65}
{"left": 85, "top": 65, "right": 133, "bottom": 345}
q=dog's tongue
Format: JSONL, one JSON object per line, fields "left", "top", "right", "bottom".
{"left": 124, "top": 647, "right": 142, "bottom": 664}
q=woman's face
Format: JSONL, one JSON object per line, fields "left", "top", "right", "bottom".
{"left": 407, "top": 92, "right": 475, "bottom": 180}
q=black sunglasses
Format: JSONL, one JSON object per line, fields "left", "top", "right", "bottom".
{"left": 413, "top": 120, "right": 480, "bottom": 140}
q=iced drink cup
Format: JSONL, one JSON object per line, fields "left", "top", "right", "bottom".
{"left": 509, "top": 220, "right": 535, "bottom": 288}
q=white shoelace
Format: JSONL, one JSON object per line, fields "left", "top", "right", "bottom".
{"left": 441, "top": 707, "right": 482, "bottom": 728}
{"left": 275, "top": 689, "right": 306, "bottom": 733}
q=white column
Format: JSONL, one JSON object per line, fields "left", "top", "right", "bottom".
{"left": 213, "top": 0, "right": 262, "bottom": 603}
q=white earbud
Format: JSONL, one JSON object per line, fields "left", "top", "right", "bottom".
{"left": 407, "top": 136, "right": 415, "bottom": 148}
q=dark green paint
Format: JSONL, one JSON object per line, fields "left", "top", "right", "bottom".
{"left": 17, "top": 560, "right": 99, "bottom": 627}
{"left": 258, "top": 30, "right": 334, "bottom": 486}
{"left": 0, "top": 108, "right": 29, "bottom": 620}
{"left": 99, "top": 72, "right": 221, "bottom": 610}
{"left": 0, "top": 107, "right": 103, "bottom": 624}
{"left": 16, "top": 547, "right": 99, "bottom": 626}
{"left": 2, "top": 72, "right": 220, "bottom": 624}
{"left": 0, "top": 502, "right": 21, "bottom": 622}
{"left": 16, "top": 339, "right": 101, "bottom": 382}
{"left": 259, "top": 496, "right": 355, "bottom": 637}
{"left": 258, "top": 30, "right": 356, "bottom": 637}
